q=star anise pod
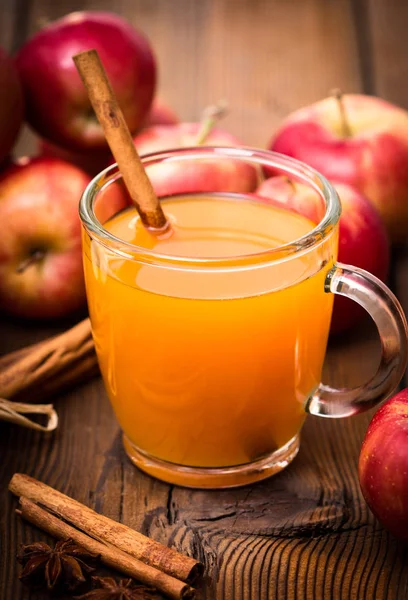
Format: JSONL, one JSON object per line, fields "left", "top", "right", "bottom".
{"left": 75, "top": 576, "right": 159, "bottom": 599}
{"left": 17, "top": 538, "right": 100, "bottom": 591}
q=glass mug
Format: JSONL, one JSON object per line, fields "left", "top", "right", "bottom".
{"left": 79, "top": 147, "right": 408, "bottom": 488}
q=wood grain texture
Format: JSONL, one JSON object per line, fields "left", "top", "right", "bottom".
{"left": 0, "top": 0, "right": 29, "bottom": 53}
{"left": 364, "top": 0, "right": 408, "bottom": 107}
{"left": 1, "top": 1, "right": 408, "bottom": 599}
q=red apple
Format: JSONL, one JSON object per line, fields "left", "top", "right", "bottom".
{"left": 16, "top": 11, "right": 156, "bottom": 151}
{"left": 0, "top": 157, "right": 91, "bottom": 319}
{"left": 73, "top": 99, "right": 180, "bottom": 172}
{"left": 0, "top": 46, "right": 24, "bottom": 163}
{"left": 256, "top": 176, "right": 324, "bottom": 224}
{"left": 38, "top": 138, "right": 112, "bottom": 177}
{"left": 133, "top": 123, "right": 258, "bottom": 196}
{"left": 93, "top": 178, "right": 132, "bottom": 225}
{"left": 269, "top": 94, "right": 408, "bottom": 241}
{"left": 139, "top": 98, "right": 179, "bottom": 129}
{"left": 256, "top": 176, "right": 390, "bottom": 333}
{"left": 359, "top": 388, "right": 408, "bottom": 542}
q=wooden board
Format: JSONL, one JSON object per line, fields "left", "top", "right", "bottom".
{"left": 365, "top": 0, "right": 408, "bottom": 106}
{"left": 1, "top": 1, "right": 408, "bottom": 599}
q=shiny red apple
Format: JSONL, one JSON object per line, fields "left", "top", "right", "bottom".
{"left": 256, "top": 176, "right": 390, "bottom": 333}
{"left": 16, "top": 11, "right": 156, "bottom": 151}
{"left": 0, "top": 45, "right": 24, "bottom": 163}
{"left": 0, "top": 157, "right": 91, "bottom": 319}
{"left": 359, "top": 388, "right": 408, "bottom": 542}
{"left": 269, "top": 94, "right": 408, "bottom": 241}
{"left": 134, "top": 123, "right": 258, "bottom": 196}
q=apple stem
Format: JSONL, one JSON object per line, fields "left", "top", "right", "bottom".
{"left": 16, "top": 250, "right": 46, "bottom": 274}
{"left": 194, "top": 100, "right": 229, "bottom": 145}
{"left": 332, "top": 88, "right": 352, "bottom": 138}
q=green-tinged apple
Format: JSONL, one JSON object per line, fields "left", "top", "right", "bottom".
{"left": 0, "top": 45, "right": 24, "bottom": 164}
{"left": 16, "top": 11, "right": 156, "bottom": 151}
{"left": 133, "top": 122, "right": 258, "bottom": 196}
{"left": 269, "top": 93, "right": 408, "bottom": 241}
{"left": 359, "top": 388, "right": 408, "bottom": 542}
{"left": 0, "top": 157, "right": 91, "bottom": 319}
{"left": 256, "top": 176, "right": 390, "bottom": 334}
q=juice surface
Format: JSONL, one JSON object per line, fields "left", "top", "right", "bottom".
{"left": 83, "top": 195, "right": 335, "bottom": 468}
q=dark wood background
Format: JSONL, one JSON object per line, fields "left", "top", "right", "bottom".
{"left": 1, "top": 1, "right": 408, "bottom": 598}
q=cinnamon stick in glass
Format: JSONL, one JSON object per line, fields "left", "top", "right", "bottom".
{"left": 73, "top": 49, "right": 169, "bottom": 231}
{"left": 17, "top": 497, "right": 195, "bottom": 600}
{"left": 9, "top": 473, "right": 203, "bottom": 584}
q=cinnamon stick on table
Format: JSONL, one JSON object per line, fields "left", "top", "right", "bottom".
{"left": 9, "top": 473, "right": 203, "bottom": 585}
{"left": 17, "top": 497, "right": 195, "bottom": 600}
{"left": 0, "top": 318, "right": 97, "bottom": 403}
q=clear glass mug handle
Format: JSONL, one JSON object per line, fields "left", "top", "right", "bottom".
{"left": 306, "top": 263, "right": 408, "bottom": 418}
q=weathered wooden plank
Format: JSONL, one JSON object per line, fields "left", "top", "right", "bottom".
{"left": 364, "top": 0, "right": 408, "bottom": 107}
{"left": 0, "top": 0, "right": 29, "bottom": 53}
{"left": 0, "top": 379, "right": 116, "bottom": 600}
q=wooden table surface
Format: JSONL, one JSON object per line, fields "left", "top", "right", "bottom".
{"left": 1, "top": 1, "right": 408, "bottom": 598}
